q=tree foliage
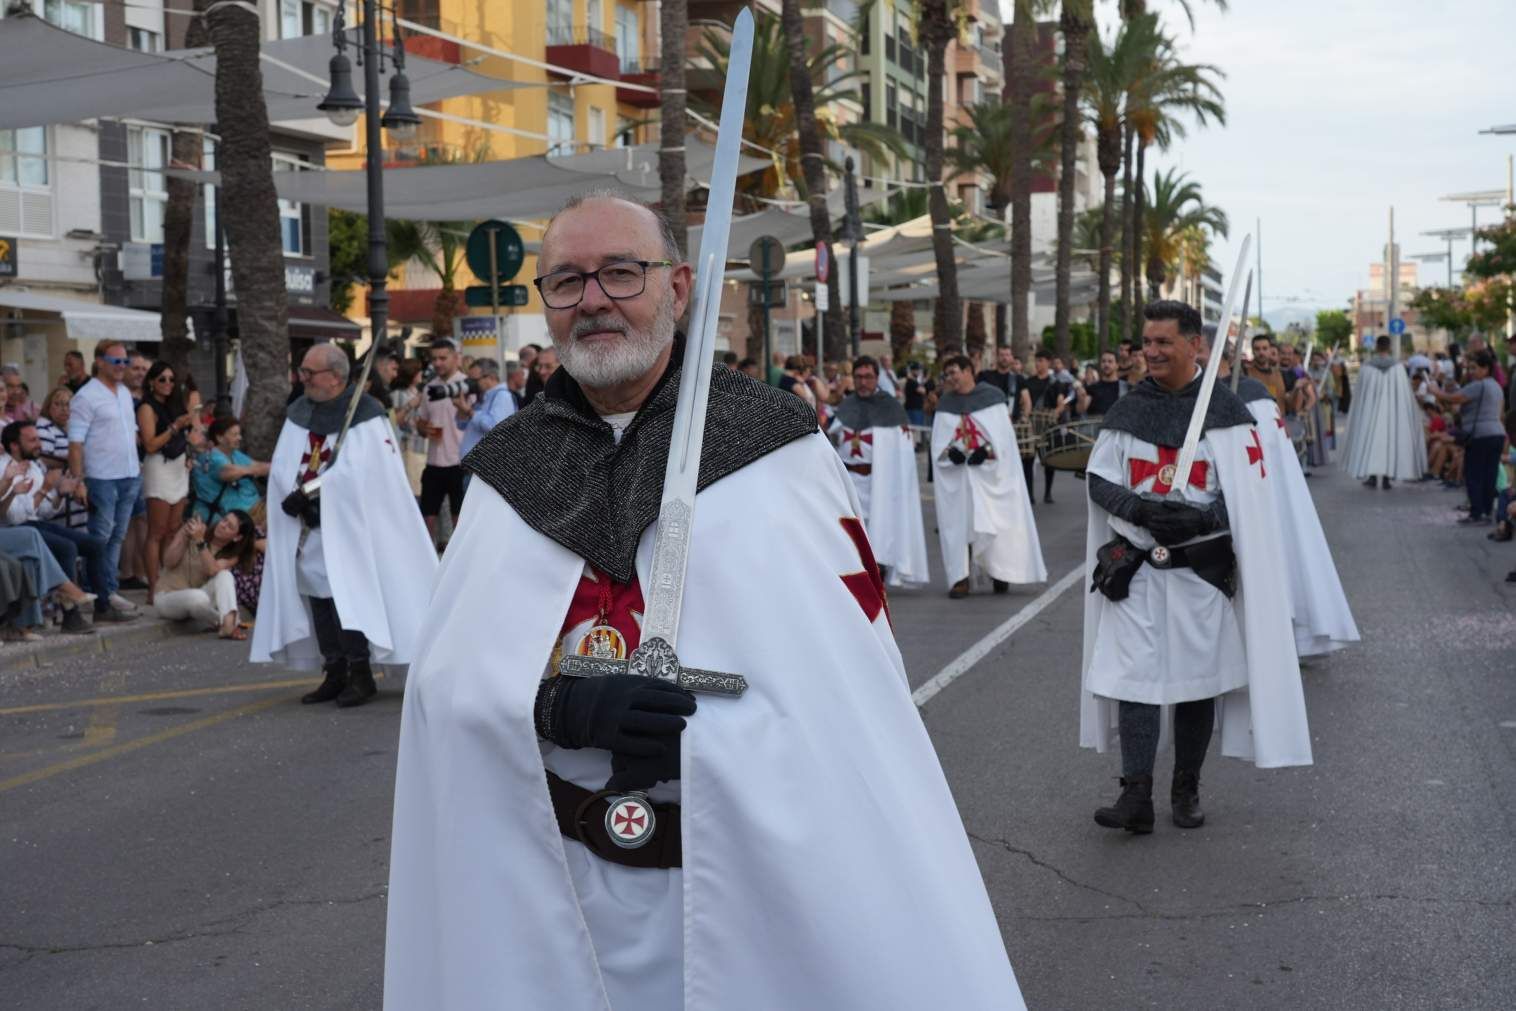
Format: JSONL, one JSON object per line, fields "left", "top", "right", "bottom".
{"left": 1314, "top": 309, "right": 1352, "bottom": 349}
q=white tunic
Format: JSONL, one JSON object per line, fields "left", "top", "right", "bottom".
{"left": 826, "top": 418, "right": 930, "bottom": 586}
{"left": 1082, "top": 429, "right": 1247, "bottom": 704}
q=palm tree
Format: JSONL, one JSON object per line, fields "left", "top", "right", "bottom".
{"left": 780, "top": 0, "right": 848, "bottom": 359}
{"left": 918, "top": 0, "right": 964, "bottom": 355}
{"left": 659, "top": 0, "right": 688, "bottom": 257}
{"left": 157, "top": 7, "right": 212, "bottom": 377}
{"left": 205, "top": 0, "right": 289, "bottom": 457}
{"left": 387, "top": 219, "right": 470, "bottom": 339}
{"left": 1052, "top": 0, "right": 1095, "bottom": 362}
{"left": 1004, "top": 6, "right": 1036, "bottom": 359}
{"left": 1141, "top": 168, "right": 1227, "bottom": 297}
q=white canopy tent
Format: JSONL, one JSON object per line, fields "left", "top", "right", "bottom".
{"left": 0, "top": 12, "right": 521, "bottom": 131}
{"left": 0, "top": 290, "right": 185, "bottom": 343}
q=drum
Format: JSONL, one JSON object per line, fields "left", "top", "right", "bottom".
{"left": 1014, "top": 417, "right": 1036, "bottom": 459}
{"left": 1037, "top": 417, "right": 1103, "bottom": 473}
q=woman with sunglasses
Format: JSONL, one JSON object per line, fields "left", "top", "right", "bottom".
{"left": 137, "top": 361, "right": 196, "bottom": 604}
{"left": 155, "top": 509, "right": 259, "bottom": 639}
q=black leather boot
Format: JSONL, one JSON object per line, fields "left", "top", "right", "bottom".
{"left": 992, "top": 579, "right": 1010, "bottom": 594}
{"left": 1094, "top": 775, "right": 1154, "bottom": 834}
{"left": 948, "top": 578, "right": 970, "bottom": 599}
{"left": 336, "top": 659, "right": 377, "bottom": 708}
{"left": 1171, "top": 769, "right": 1206, "bottom": 828}
{"left": 301, "top": 660, "right": 348, "bottom": 705}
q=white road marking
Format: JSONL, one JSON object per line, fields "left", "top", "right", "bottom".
{"left": 912, "top": 564, "right": 1085, "bottom": 707}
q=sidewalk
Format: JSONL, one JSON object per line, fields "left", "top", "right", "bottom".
{"left": 0, "top": 588, "right": 195, "bottom": 672}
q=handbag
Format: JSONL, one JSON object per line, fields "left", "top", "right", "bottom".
{"left": 1451, "top": 382, "right": 1486, "bottom": 448}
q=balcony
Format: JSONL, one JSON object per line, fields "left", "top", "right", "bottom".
{"left": 617, "top": 56, "right": 661, "bottom": 108}
{"left": 545, "top": 25, "right": 620, "bottom": 81}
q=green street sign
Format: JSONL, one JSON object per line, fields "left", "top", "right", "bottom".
{"left": 465, "top": 219, "right": 525, "bottom": 284}
{"left": 465, "top": 284, "right": 530, "bottom": 308}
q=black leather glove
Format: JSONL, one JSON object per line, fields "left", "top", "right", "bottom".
{"left": 537, "top": 674, "right": 696, "bottom": 790}
{"left": 1142, "top": 500, "right": 1211, "bottom": 547}
{"left": 946, "top": 446, "right": 967, "bottom": 465}
{"left": 280, "top": 487, "right": 321, "bottom": 528}
{"left": 967, "top": 446, "right": 990, "bottom": 466}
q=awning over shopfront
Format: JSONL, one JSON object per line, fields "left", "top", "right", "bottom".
{"left": 0, "top": 11, "right": 521, "bottom": 131}
{"left": 0, "top": 290, "right": 181, "bottom": 344}
{"left": 287, "top": 306, "right": 362, "bottom": 341}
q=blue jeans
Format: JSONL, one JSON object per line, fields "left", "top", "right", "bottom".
{"left": 25, "top": 520, "right": 108, "bottom": 608}
{"left": 1463, "top": 436, "right": 1503, "bottom": 521}
{"left": 86, "top": 475, "right": 141, "bottom": 611}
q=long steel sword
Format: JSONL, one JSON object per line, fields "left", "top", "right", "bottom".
{"left": 558, "top": 8, "right": 754, "bottom": 698}
{"left": 1227, "top": 271, "right": 1253, "bottom": 393}
{"left": 1172, "top": 234, "right": 1253, "bottom": 496}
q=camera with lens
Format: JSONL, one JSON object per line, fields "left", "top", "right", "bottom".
{"left": 425, "top": 373, "right": 480, "bottom": 402}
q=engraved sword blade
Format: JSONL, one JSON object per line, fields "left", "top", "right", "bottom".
{"left": 640, "top": 7, "right": 754, "bottom": 649}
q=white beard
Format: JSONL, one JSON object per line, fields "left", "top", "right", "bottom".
{"left": 556, "top": 292, "right": 676, "bottom": 390}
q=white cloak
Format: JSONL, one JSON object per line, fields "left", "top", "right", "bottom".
{"left": 384, "top": 432, "right": 1024, "bottom": 1010}
{"left": 1246, "top": 397, "right": 1360, "bottom": 658}
{"left": 930, "top": 404, "right": 1047, "bottom": 587}
{"left": 828, "top": 419, "right": 930, "bottom": 586}
{"left": 250, "top": 412, "right": 437, "bottom": 670}
{"left": 1079, "top": 424, "right": 1313, "bottom": 769}
{"left": 1340, "top": 360, "right": 1425, "bottom": 481}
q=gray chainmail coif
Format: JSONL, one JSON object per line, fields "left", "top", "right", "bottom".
{"left": 464, "top": 343, "right": 818, "bottom": 583}
{"left": 1099, "top": 373, "right": 1254, "bottom": 448}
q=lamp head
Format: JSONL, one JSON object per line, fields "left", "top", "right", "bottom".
{"left": 318, "top": 51, "right": 362, "bottom": 127}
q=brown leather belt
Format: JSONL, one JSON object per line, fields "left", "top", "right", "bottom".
{"left": 845, "top": 463, "right": 872, "bottom": 475}
{"left": 545, "top": 771, "right": 682, "bottom": 869}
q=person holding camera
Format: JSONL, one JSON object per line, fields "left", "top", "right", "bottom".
{"left": 455, "top": 358, "right": 516, "bottom": 459}
{"left": 251, "top": 343, "right": 437, "bottom": 709}
{"left": 414, "top": 338, "right": 471, "bottom": 544}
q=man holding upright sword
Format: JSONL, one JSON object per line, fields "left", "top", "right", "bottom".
{"left": 383, "top": 11, "right": 1024, "bottom": 1009}
{"left": 1079, "top": 280, "right": 1312, "bottom": 835}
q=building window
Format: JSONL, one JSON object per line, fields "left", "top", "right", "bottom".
{"left": 274, "top": 156, "right": 310, "bottom": 257}
{"left": 547, "top": 92, "right": 575, "bottom": 154}
{"left": 614, "top": 118, "right": 635, "bottom": 149}
{"left": 547, "top": 0, "right": 571, "bottom": 38}
{"left": 615, "top": 6, "right": 640, "bottom": 72}
{"left": 202, "top": 137, "right": 218, "bottom": 249}
{"left": 588, "top": 106, "right": 605, "bottom": 150}
{"left": 128, "top": 126, "right": 169, "bottom": 243}
{"left": 280, "top": 0, "right": 332, "bottom": 39}
{"left": 0, "top": 127, "right": 48, "bottom": 189}
{"left": 586, "top": 0, "right": 602, "bottom": 33}
{"left": 42, "top": 0, "right": 96, "bottom": 37}
{"left": 860, "top": 11, "right": 870, "bottom": 55}
{"left": 128, "top": 27, "right": 161, "bottom": 52}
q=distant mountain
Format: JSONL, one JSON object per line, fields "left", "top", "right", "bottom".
{"left": 1262, "top": 304, "right": 1327, "bottom": 331}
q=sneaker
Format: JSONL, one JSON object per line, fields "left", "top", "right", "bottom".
{"left": 108, "top": 593, "right": 138, "bottom": 612}
{"left": 60, "top": 608, "right": 95, "bottom": 635}
{"left": 94, "top": 606, "right": 138, "bottom": 623}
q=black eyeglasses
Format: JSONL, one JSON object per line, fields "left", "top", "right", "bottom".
{"left": 533, "top": 259, "right": 673, "bottom": 310}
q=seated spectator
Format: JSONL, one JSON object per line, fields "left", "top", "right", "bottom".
{"left": 191, "top": 417, "right": 269, "bottom": 523}
{"left": 154, "top": 511, "right": 259, "bottom": 640}
{"left": 0, "top": 522, "right": 96, "bottom": 639}
{"left": 35, "top": 388, "right": 90, "bottom": 531}
{"left": 2, "top": 365, "right": 37, "bottom": 423}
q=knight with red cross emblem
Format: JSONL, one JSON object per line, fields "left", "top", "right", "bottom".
{"left": 1080, "top": 299, "right": 1312, "bottom": 839}
{"left": 825, "top": 355, "right": 929, "bottom": 587}
{"left": 930, "top": 354, "right": 1046, "bottom": 599}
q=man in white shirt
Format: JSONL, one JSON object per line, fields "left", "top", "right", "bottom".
{"left": 3, "top": 420, "right": 100, "bottom": 632}
{"left": 413, "top": 338, "right": 471, "bottom": 544}
{"left": 65, "top": 341, "right": 141, "bottom": 622}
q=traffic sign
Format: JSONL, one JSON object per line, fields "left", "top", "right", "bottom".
{"left": 748, "top": 234, "right": 785, "bottom": 278}
{"left": 1388, "top": 317, "right": 1406, "bottom": 336}
{"left": 814, "top": 241, "right": 830, "bottom": 283}
{"left": 465, "top": 219, "right": 525, "bottom": 285}
{"left": 465, "top": 284, "right": 529, "bottom": 308}
{"left": 747, "top": 280, "right": 787, "bottom": 308}
{"left": 814, "top": 282, "right": 829, "bottom": 312}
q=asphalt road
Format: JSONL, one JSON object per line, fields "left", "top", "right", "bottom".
{"left": 2, "top": 456, "right": 1513, "bottom": 1009}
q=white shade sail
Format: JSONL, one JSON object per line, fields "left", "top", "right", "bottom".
{"left": 0, "top": 290, "right": 186, "bottom": 343}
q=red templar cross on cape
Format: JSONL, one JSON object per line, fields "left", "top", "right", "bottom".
{"left": 1247, "top": 429, "right": 1267, "bottom": 478}
{"left": 298, "top": 432, "right": 332, "bottom": 484}
{"left": 842, "top": 428, "right": 874, "bottom": 458}
{"left": 838, "top": 517, "right": 891, "bottom": 628}
{"left": 954, "top": 415, "right": 990, "bottom": 452}
{"left": 1129, "top": 445, "right": 1208, "bottom": 495}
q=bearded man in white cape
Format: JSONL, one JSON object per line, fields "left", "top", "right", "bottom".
{"left": 1340, "top": 335, "right": 1425, "bottom": 489}
{"left": 1208, "top": 342, "right": 1359, "bottom": 659}
{"left": 1081, "top": 300, "right": 1312, "bottom": 835}
{"left": 825, "top": 353, "right": 928, "bottom": 587}
{"left": 383, "top": 192, "right": 1024, "bottom": 1010}
{"left": 251, "top": 344, "right": 437, "bottom": 707}
{"left": 930, "top": 353, "right": 1046, "bottom": 599}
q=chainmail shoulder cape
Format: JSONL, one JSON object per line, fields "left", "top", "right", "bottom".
{"left": 1366, "top": 354, "right": 1396, "bottom": 373}
{"left": 935, "top": 382, "right": 1007, "bottom": 416}
{"left": 1099, "top": 373, "right": 1254, "bottom": 446}
{"left": 465, "top": 342, "right": 818, "bottom": 582}
{"left": 1234, "top": 376, "right": 1275, "bottom": 405}
{"left": 286, "top": 389, "right": 387, "bottom": 436}
{"left": 834, "top": 391, "right": 909, "bottom": 430}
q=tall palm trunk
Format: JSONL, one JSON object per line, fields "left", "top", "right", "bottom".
{"left": 1132, "top": 137, "right": 1148, "bottom": 324}
{"left": 205, "top": 2, "right": 288, "bottom": 457}
{"left": 1005, "top": 9, "right": 1035, "bottom": 359}
{"left": 889, "top": 300, "right": 916, "bottom": 363}
{"left": 780, "top": 0, "right": 846, "bottom": 360}
{"left": 921, "top": 0, "right": 961, "bottom": 356}
{"left": 659, "top": 0, "right": 688, "bottom": 257}
{"left": 1119, "top": 124, "right": 1134, "bottom": 340}
{"left": 1053, "top": 5, "right": 1091, "bottom": 362}
{"left": 157, "top": 127, "right": 201, "bottom": 377}
{"left": 965, "top": 301, "right": 988, "bottom": 361}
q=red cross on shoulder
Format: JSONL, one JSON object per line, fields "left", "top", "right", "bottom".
{"left": 839, "top": 517, "right": 891, "bottom": 628}
{"left": 1247, "top": 429, "right": 1267, "bottom": 478}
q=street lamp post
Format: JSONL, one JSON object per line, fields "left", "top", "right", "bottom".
{"left": 317, "top": 2, "right": 420, "bottom": 355}
{"left": 843, "top": 156, "right": 862, "bottom": 358}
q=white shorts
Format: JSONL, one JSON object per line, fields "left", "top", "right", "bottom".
{"left": 142, "top": 451, "right": 189, "bottom": 503}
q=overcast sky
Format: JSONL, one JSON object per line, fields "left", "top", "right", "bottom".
{"left": 1006, "top": 0, "right": 1516, "bottom": 323}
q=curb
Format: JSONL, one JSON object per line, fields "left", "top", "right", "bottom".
{"left": 0, "top": 615, "right": 195, "bottom": 672}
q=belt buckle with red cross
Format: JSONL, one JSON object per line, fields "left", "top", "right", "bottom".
{"left": 604, "top": 792, "right": 656, "bottom": 849}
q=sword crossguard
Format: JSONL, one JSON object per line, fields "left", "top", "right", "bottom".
{"left": 557, "top": 636, "right": 748, "bottom": 697}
